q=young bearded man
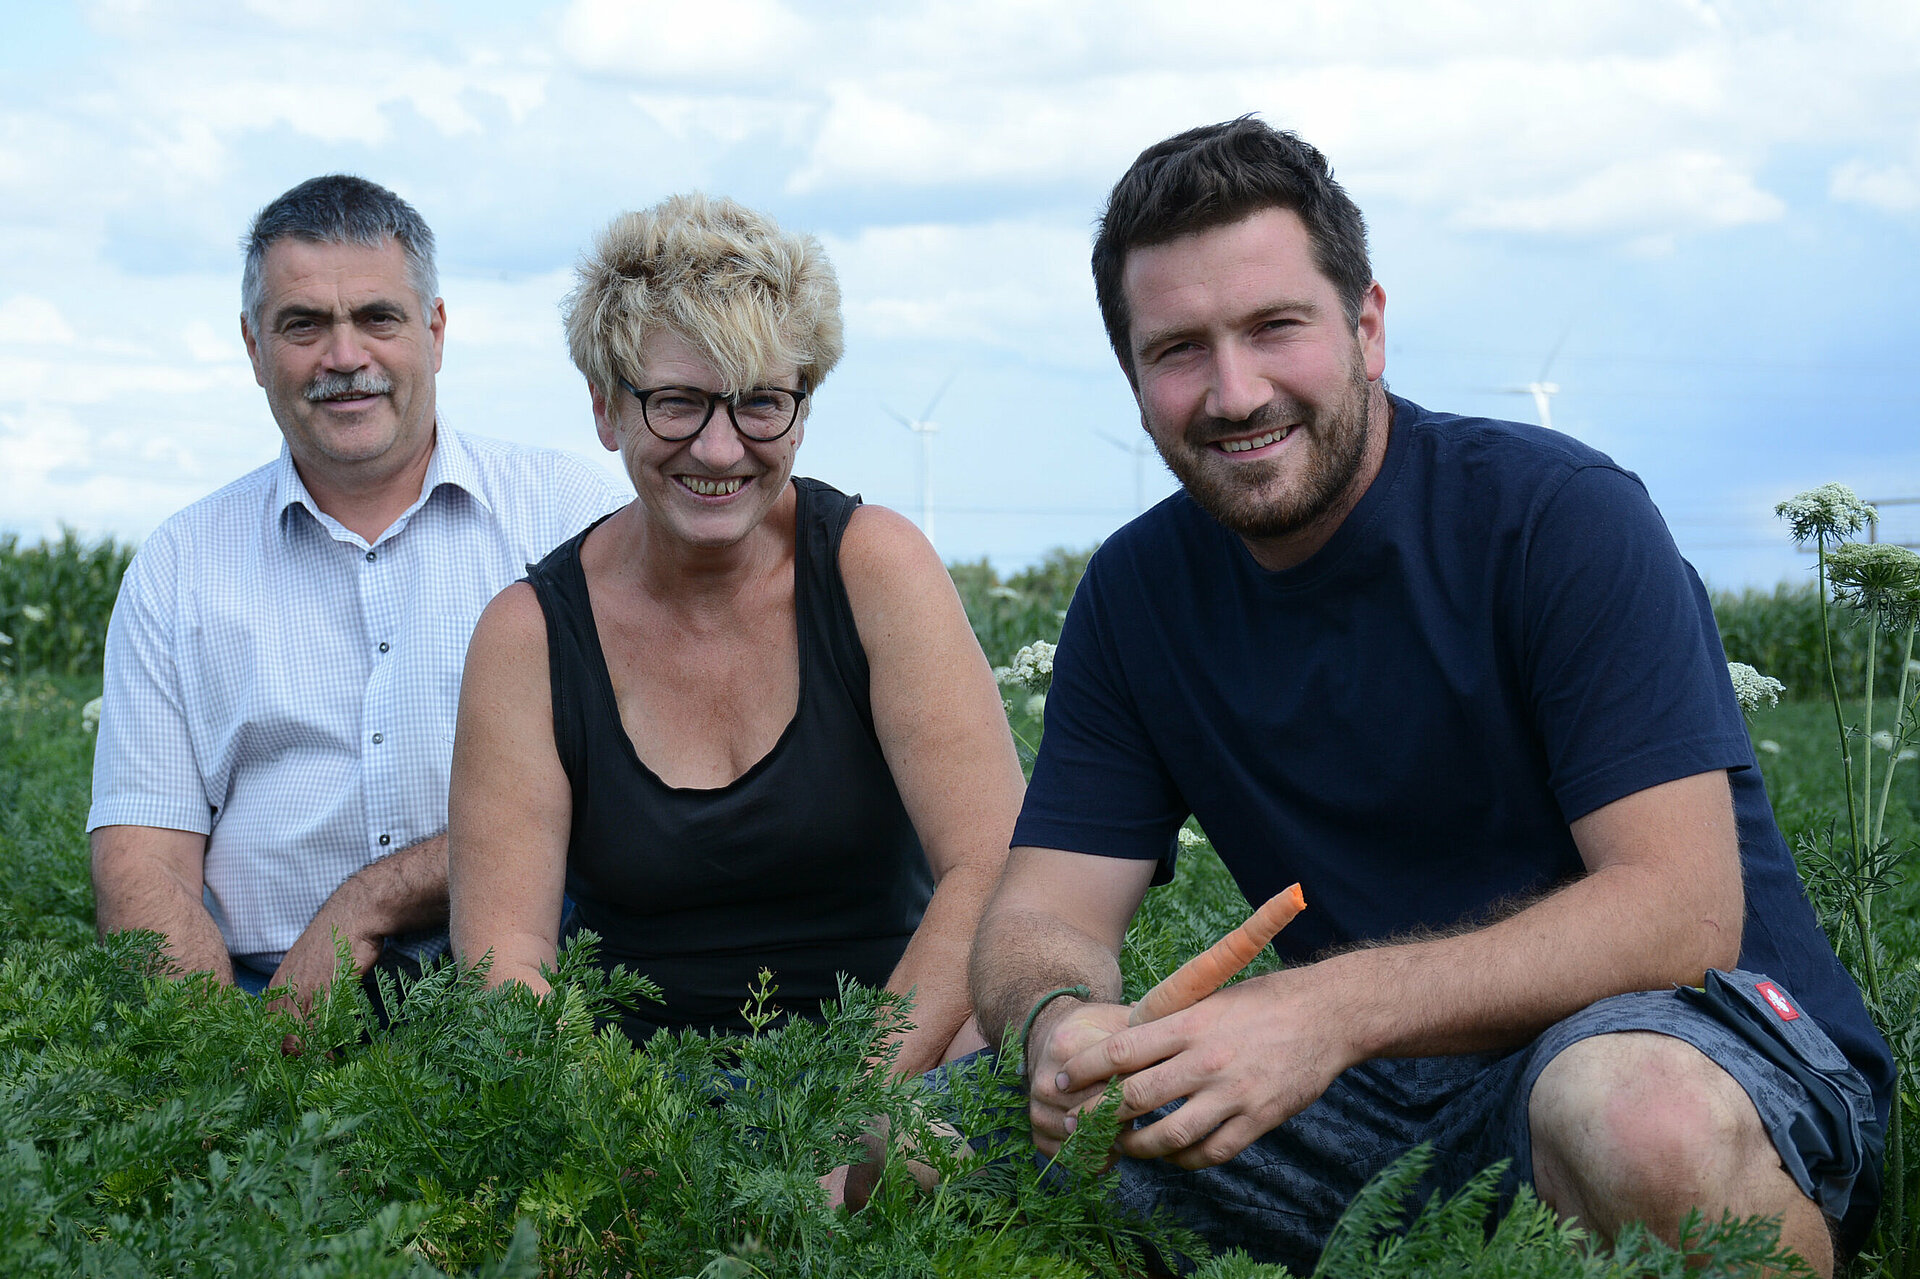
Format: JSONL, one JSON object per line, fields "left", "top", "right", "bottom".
{"left": 969, "top": 119, "right": 1888, "bottom": 1276}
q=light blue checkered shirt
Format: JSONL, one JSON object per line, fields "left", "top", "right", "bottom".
{"left": 89, "top": 422, "right": 627, "bottom": 968}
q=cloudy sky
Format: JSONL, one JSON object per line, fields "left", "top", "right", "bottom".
{"left": 3, "top": 0, "right": 1916, "bottom": 589}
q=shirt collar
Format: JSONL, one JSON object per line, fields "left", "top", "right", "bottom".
{"left": 272, "top": 416, "right": 494, "bottom": 538}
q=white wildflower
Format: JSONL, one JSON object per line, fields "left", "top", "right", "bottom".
{"left": 1006, "top": 640, "right": 1055, "bottom": 693}
{"left": 1177, "top": 827, "right": 1206, "bottom": 850}
{"left": 20, "top": 604, "right": 48, "bottom": 624}
{"left": 1727, "top": 662, "right": 1784, "bottom": 714}
{"left": 1023, "top": 693, "right": 1047, "bottom": 719}
{"left": 990, "top": 665, "right": 1013, "bottom": 685}
{"left": 1758, "top": 739, "right": 1782, "bottom": 755}
{"left": 0, "top": 631, "right": 11, "bottom": 646}
{"left": 1872, "top": 730, "right": 1896, "bottom": 751}
{"left": 82, "top": 696, "right": 103, "bottom": 733}
{"left": 988, "top": 585, "right": 1021, "bottom": 600}
{"left": 1901, "top": 749, "right": 1918, "bottom": 763}
{"left": 1775, "top": 483, "right": 1875, "bottom": 545}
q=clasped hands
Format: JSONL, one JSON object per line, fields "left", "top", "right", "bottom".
{"left": 1025, "top": 971, "right": 1352, "bottom": 1171}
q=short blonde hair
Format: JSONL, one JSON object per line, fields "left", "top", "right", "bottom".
{"left": 563, "top": 192, "right": 844, "bottom": 397}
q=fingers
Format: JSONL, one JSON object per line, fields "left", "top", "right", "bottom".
{"left": 1057, "top": 1018, "right": 1182, "bottom": 1095}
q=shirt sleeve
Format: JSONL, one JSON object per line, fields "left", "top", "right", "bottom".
{"left": 1012, "top": 550, "right": 1186, "bottom": 877}
{"left": 1520, "top": 464, "right": 1753, "bottom": 824}
{"left": 88, "top": 532, "right": 214, "bottom": 836}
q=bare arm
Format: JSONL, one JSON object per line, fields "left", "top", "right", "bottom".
{"left": 447, "top": 582, "right": 572, "bottom": 996}
{"left": 841, "top": 505, "right": 1028, "bottom": 1076}
{"left": 91, "top": 823, "right": 232, "bottom": 981}
{"left": 1053, "top": 769, "right": 1744, "bottom": 1168}
{"left": 267, "top": 829, "right": 450, "bottom": 1008}
{"left": 967, "top": 844, "right": 1159, "bottom": 1150}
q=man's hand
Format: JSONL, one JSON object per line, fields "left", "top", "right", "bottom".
{"left": 266, "top": 916, "right": 380, "bottom": 1014}
{"left": 1056, "top": 971, "right": 1356, "bottom": 1171}
{"left": 1025, "top": 998, "right": 1133, "bottom": 1157}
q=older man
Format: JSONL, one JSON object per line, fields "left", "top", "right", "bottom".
{"left": 89, "top": 175, "right": 623, "bottom": 1009}
{"left": 969, "top": 119, "right": 1889, "bottom": 1275}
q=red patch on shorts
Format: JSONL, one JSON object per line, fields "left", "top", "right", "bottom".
{"left": 1755, "top": 981, "right": 1800, "bottom": 1021}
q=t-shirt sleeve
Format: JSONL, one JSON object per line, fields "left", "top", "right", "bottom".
{"left": 87, "top": 534, "right": 215, "bottom": 836}
{"left": 1011, "top": 553, "right": 1186, "bottom": 877}
{"left": 1521, "top": 464, "right": 1753, "bottom": 824}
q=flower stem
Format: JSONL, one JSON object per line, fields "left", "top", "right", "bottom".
{"left": 1815, "top": 539, "right": 1866, "bottom": 911}
{"left": 1872, "top": 622, "right": 1917, "bottom": 847}
{"left": 1862, "top": 608, "right": 1878, "bottom": 855}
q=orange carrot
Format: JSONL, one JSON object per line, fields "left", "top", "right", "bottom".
{"left": 1128, "top": 883, "right": 1307, "bottom": 1026}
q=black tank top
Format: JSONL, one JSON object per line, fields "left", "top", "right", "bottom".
{"left": 526, "top": 478, "right": 933, "bottom": 1040}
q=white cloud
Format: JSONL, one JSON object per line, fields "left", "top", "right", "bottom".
{"left": 1457, "top": 150, "right": 1784, "bottom": 236}
{"left": 560, "top": 0, "right": 808, "bottom": 73}
{"left": 1831, "top": 158, "right": 1920, "bottom": 213}
{"left": 823, "top": 220, "right": 1111, "bottom": 368}
{"left": 0, "top": 296, "right": 78, "bottom": 346}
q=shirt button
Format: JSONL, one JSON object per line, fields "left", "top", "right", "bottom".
{"left": 365, "top": 549, "right": 377, "bottom": 562}
{"left": 371, "top": 732, "right": 384, "bottom": 744}
{"left": 378, "top": 833, "right": 391, "bottom": 846}
{"left": 377, "top": 641, "right": 390, "bottom": 653}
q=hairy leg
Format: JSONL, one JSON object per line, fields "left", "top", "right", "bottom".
{"left": 1529, "top": 1030, "right": 1831, "bottom": 1276}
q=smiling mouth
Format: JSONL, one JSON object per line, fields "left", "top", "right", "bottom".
{"left": 1216, "top": 425, "right": 1294, "bottom": 453}
{"left": 679, "top": 476, "right": 745, "bottom": 497}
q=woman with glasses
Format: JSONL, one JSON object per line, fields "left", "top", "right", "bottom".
{"left": 447, "top": 194, "right": 1023, "bottom": 1077}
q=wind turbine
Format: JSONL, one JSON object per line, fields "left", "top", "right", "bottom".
{"left": 1099, "top": 431, "right": 1158, "bottom": 514}
{"left": 1495, "top": 327, "right": 1570, "bottom": 431}
{"left": 884, "top": 373, "right": 955, "bottom": 549}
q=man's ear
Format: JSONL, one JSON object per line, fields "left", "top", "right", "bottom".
{"left": 241, "top": 314, "right": 267, "bottom": 389}
{"left": 1357, "top": 281, "right": 1387, "bottom": 381}
{"left": 426, "top": 297, "right": 447, "bottom": 374}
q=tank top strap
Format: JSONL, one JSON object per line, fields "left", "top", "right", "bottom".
{"left": 522, "top": 514, "right": 615, "bottom": 789}
{"left": 792, "top": 477, "right": 877, "bottom": 735}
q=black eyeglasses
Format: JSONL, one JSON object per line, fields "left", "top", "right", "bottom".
{"left": 618, "top": 380, "right": 808, "bottom": 443}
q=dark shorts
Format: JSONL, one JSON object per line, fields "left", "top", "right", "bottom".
{"left": 1104, "top": 969, "right": 1883, "bottom": 1273}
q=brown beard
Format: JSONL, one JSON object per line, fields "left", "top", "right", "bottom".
{"left": 1147, "top": 350, "right": 1374, "bottom": 544}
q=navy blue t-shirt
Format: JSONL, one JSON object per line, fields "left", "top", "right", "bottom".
{"left": 1015, "top": 395, "right": 1891, "bottom": 1105}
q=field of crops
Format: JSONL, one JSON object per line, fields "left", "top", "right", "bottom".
{"left": 1, "top": 518, "right": 1916, "bottom": 1276}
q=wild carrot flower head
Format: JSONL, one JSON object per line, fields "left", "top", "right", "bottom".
{"left": 1775, "top": 484, "right": 1875, "bottom": 546}
{"left": 1006, "top": 641, "right": 1055, "bottom": 693}
{"left": 1825, "top": 541, "right": 1920, "bottom": 630}
{"left": 1728, "top": 662, "right": 1785, "bottom": 714}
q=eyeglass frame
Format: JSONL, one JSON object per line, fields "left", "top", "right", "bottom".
{"left": 616, "top": 378, "right": 810, "bottom": 443}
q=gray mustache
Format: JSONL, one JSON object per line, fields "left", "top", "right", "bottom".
{"left": 304, "top": 370, "right": 394, "bottom": 402}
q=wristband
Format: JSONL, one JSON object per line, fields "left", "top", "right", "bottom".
{"left": 1016, "top": 984, "right": 1091, "bottom": 1078}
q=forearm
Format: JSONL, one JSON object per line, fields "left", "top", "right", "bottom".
{"left": 970, "top": 900, "right": 1128, "bottom": 1055}
{"left": 881, "top": 862, "right": 999, "bottom": 1075}
{"left": 1297, "top": 854, "right": 1742, "bottom": 1065}
{"left": 90, "top": 826, "right": 233, "bottom": 981}
{"left": 311, "top": 831, "right": 449, "bottom": 943}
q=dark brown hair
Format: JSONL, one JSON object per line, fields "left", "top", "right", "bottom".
{"left": 1092, "top": 117, "right": 1372, "bottom": 384}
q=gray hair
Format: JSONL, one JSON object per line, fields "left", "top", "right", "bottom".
{"left": 240, "top": 175, "right": 439, "bottom": 332}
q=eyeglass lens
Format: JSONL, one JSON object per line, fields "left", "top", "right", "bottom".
{"left": 645, "top": 388, "right": 799, "bottom": 441}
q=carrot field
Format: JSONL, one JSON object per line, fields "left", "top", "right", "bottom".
{"left": 0, "top": 526, "right": 1914, "bottom": 1277}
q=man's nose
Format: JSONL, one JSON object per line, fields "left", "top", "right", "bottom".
{"left": 1205, "top": 342, "right": 1273, "bottom": 423}
{"left": 319, "top": 321, "right": 371, "bottom": 370}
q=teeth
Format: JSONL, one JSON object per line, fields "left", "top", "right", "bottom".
{"left": 682, "top": 476, "right": 744, "bottom": 496}
{"left": 1221, "top": 426, "right": 1292, "bottom": 453}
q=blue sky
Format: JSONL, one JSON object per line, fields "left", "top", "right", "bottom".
{"left": 2, "top": 0, "right": 1916, "bottom": 590}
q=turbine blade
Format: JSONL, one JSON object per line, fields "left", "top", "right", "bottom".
{"left": 919, "top": 371, "right": 959, "bottom": 422}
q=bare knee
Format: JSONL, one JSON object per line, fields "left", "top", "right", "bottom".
{"left": 1528, "top": 1032, "right": 1830, "bottom": 1273}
